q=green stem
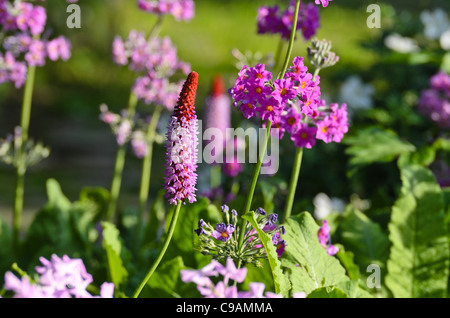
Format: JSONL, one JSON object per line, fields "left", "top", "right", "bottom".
{"left": 13, "top": 65, "right": 36, "bottom": 249}
{"left": 132, "top": 201, "right": 182, "bottom": 298}
{"left": 106, "top": 92, "right": 138, "bottom": 222}
{"left": 283, "top": 68, "right": 320, "bottom": 222}
{"left": 278, "top": 0, "right": 301, "bottom": 80}
{"left": 138, "top": 106, "right": 162, "bottom": 221}
{"left": 283, "top": 147, "right": 303, "bottom": 221}
{"left": 236, "top": 0, "right": 301, "bottom": 260}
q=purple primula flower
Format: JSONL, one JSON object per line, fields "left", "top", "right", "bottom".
{"left": 257, "top": 96, "right": 283, "bottom": 121}
{"left": 315, "top": 0, "right": 333, "bottom": 8}
{"left": 318, "top": 220, "right": 339, "bottom": 256}
{"left": 229, "top": 54, "right": 348, "bottom": 150}
{"left": 182, "top": 258, "right": 290, "bottom": 298}
{"left": 273, "top": 78, "right": 297, "bottom": 104}
{"left": 131, "top": 131, "right": 148, "bottom": 159}
{"left": 211, "top": 223, "right": 235, "bottom": 242}
{"left": 4, "top": 254, "right": 114, "bottom": 298}
{"left": 35, "top": 254, "right": 94, "bottom": 298}
{"left": 164, "top": 72, "right": 199, "bottom": 205}
{"left": 417, "top": 71, "right": 450, "bottom": 130}
{"left": 285, "top": 56, "right": 308, "bottom": 82}
{"left": 257, "top": 1, "right": 320, "bottom": 41}
{"left": 25, "top": 39, "right": 46, "bottom": 66}
{"left": 216, "top": 258, "right": 247, "bottom": 284}
{"left": 4, "top": 272, "right": 45, "bottom": 298}
{"left": 204, "top": 75, "right": 231, "bottom": 164}
{"left": 223, "top": 156, "right": 243, "bottom": 178}
{"left": 180, "top": 259, "right": 221, "bottom": 286}
{"left": 137, "top": 0, "right": 195, "bottom": 21}
{"left": 291, "top": 124, "right": 317, "bottom": 149}
{"left": 281, "top": 107, "right": 302, "bottom": 134}
{"left": 46, "top": 36, "right": 71, "bottom": 62}
{"left": 256, "top": 207, "right": 267, "bottom": 216}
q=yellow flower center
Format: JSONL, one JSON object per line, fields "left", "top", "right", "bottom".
{"left": 280, "top": 88, "right": 288, "bottom": 96}
{"left": 287, "top": 117, "right": 296, "bottom": 125}
{"left": 300, "top": 132, "right": 308, "bottom": 139}
{"left": 255, "top": 87, "right": 262, "bottom": 94}
{"left": 266, "top": 105, "right": 273, "bottom": 112}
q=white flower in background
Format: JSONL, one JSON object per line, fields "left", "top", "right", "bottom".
{"left": 420, "top": 8, "right": 450, "bottom": 40}
{"left": 313, "top": 193, "right": 345, "bottom": 220}
{"left": 338, "top": 75, "right": 375, "bottom": 118}
{"left": 440, "top": 29, "right": 450, "bottom": 50}
{"left": 384, "top": 33, "right": 419, "bottom": 53}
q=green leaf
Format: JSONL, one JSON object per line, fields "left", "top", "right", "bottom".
{"left": 336, "top": 279, "right": 374, "bottom": 298}
{"left": 101, "top": 221, "right": 128, "bottom": 292}
{"left": 339, "top": 206, "right": 390, "bottom": 274}
{"left": 334, "top": 244, "right": 361, "bottom": 281}
{"left": 242, "top": 211, "right": 291, "bottom": 297}
{"left": 142, "top": 257, "right": 185, "bottom": 298}
{"left": 281, "top": 212, "right": 349, "bottom": 295}
{"left": 399, "top": 137, "right": 450, "bottom": 168}
{"left": 343, "top": 127, "right": 415, "bottom": 168}
{"left": 0, "top": 215, "right": 13, "bottom": 278}
{"left": 306, "top": 286, "right": 349, "bottom": 298}
{"left": 385, "top": 165, "right": 449, "bottom": 298}
{"left": 21, "top": 179, "right": 87, "bottom": 267}
{"left": 164, "top": 197, "right": 216, "bottom": 268}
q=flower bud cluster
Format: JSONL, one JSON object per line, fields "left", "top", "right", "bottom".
{"left": 194, "top": 205, "right": 286, "bottom": 267}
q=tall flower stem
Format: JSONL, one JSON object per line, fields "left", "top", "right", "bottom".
{"left": 13, "top": 65, "right": 36, "bottom": 249}
{"left": 283, "top": 67, "right": 320, "bottom": 222}
{"left": 132, "top": 200, "right": 182, "bottom": 298}
{"left": 106, "top": 92, "right": 138, "bottom": 222}
{"left": 237, "top": 0, "right": 301, "bottom": 261}
{"left": 283, "top": 147, "right": 303, "bottom": 221}
{"left": 134, "top": 105, "right": 163, "bottom": 249}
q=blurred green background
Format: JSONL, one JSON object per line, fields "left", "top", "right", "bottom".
{"left": 0, "top": 0, "right": 448, "bottom": 229}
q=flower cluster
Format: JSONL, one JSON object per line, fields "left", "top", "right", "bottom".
{"left": 181, "top": 258, "right": 306, "bottom": 298}
{"left": 164, "top": 71, "right": 199, "bottom": 205}
{"left": 112, "top": 30, "right": 191, "bottom": 110}
{"left": 194, "top": 205, "right": 286, "bottom": 266}
{"left": 417, "top": 71, "right": 450, "bottom": 130}
{"left": 0, "top": 126, "right": 50, "bottom": 168}
{"left": 0, "top": 0, "right": 71, "bottom": 88}
{"left": 3, "top": 254, "right": 114, "bottom": 298}
{"left": 137, "top": 0, "right": 195, "bottom": 21}
{"left": 317, "top": 220, "right": 339, "bottom": 256}
{"left": 229, "top": 56, "right": 348, "bottom": 149}
{"left": 257, "top": 1, "right": 320, "bottom": 41}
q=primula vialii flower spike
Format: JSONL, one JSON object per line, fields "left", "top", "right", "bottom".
{"left": 164, "top": 71, "right": 199, "bottom": 205}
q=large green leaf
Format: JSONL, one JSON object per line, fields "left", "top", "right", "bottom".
{"left": 164, "top": 197, "right": 219, "bottom": 268}
{"left": 306, "top": 286, "right": 349, "bottom": 298}
{"left": 339, "top": 206, "right": 390, "bottom": 274}
{"left": 21, "top": 179, "right": 87, "bottom": 267}
{"left": 142, "top": 256, "right": 186, "bottom": 298}
{"left": 343, "top": 127, "right": 416, "bottom": 168}
{"left": 385, "top": 165, "right": 449, "bottom": 298}
{"left": 242, "top": 211, "right": 291, "bottom": 297}
{"left": 102, "top": 221, "right": 128, "bottom": 295}
{"left": 281, "top": 212, "right": 350, "bottom": 295}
